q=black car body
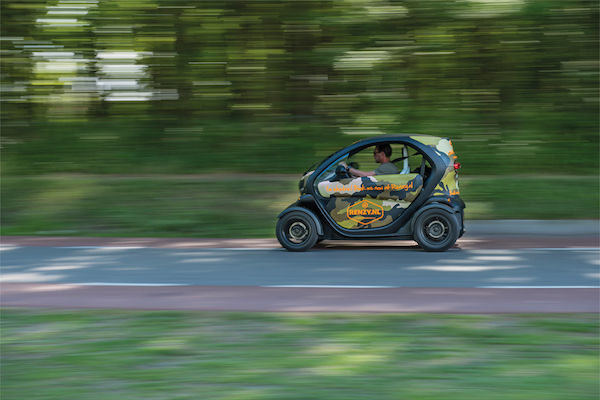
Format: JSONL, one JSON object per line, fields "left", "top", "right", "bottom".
{"left": 276, "top": 134, "right": 465, "bottom": 251}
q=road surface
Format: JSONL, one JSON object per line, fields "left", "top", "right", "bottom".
{"left": 1, "top": 231, "right": 598, "bottom": 313}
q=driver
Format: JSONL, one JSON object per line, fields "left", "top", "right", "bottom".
{"left": 341, "top": 144, "right": 399, "bottom": 177}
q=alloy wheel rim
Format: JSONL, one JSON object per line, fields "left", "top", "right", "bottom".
{"left": 288, "top": 221, "right": 309, "bottom": 243}
{"left": 424, "top": 217, "right": 449, "bottom": 241}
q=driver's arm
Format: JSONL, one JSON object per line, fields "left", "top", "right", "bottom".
{"left": 339, "top": 162, "right": 376, "bottom": 177}
{"left": 348, "top": 167, "right": 375, "bottom": 177}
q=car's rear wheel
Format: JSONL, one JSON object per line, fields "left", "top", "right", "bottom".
{"left": 276, "top": 211, "right": 319, "bottom": 252}
{"left": 413, "top": 208, "right": 459, "bottom": 252}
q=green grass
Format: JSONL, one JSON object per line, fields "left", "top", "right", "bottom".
{"left": 0, "top": 175, "right": 299, "bottom": 238}
{"left": 460, "top": 175, "right": 600, "bottom": 220}
{"left": 1, "top": 310, "right": 598, "bottom": 400}
{"left": 1, "top": 174, "right": 598, "bottom": 238}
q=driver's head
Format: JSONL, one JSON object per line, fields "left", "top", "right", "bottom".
{"left": 373, "top": 144, "right": 392, "bottom": 162}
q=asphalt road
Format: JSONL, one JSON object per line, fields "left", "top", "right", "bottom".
{"left": 1, "top": 245, "right": 599, "bottom": 288}
{"left": 1, "top": 231, "right": 599, "bottom": 313}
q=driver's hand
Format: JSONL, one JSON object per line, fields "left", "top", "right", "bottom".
{"left": 339, "top": 162, "right": 353, "bottom": 177}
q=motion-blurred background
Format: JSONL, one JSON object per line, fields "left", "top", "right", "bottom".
{"left": 1, "top": 0, "right": 598, "bottom": 238}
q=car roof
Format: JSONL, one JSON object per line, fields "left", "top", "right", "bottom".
{"left": 348, "top": 134, "right": 445, "bottom": 149}
{"left": 353, "top": 134, "right": 443, "bottom": 142}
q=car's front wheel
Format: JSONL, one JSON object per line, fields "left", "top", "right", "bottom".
{"left": 413, "top": 208, "right": 460, "bottom": 252}
{"left": 276, "top": 211, "right": 319, "bottom": 252}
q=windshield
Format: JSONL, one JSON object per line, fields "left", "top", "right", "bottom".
{"left": 313, "top": 153, "right": 349, "bottom": 184}
{"left": 303, "top": 150, "right": 338, "bottom": 175}
{"left": 303, "top": 162, "right": 318, "bottom": 175}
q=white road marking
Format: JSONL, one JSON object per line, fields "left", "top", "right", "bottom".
{"left": 3, "top": 243, "right": 596, "bottom": 251}
{"left": 5, "top": 281, "right": 598, "bottom": 289}
{"left": 263, "top": 285, "right": 398, "bottom": 288}
{"left": 52, "top": 246, "right": 281, "bottom": 251}
{"left": 209, "top": 247, "right": 279, "bottom": 251}
{"left": 265, "top": 285, "right": 599, "bottom": 289}
{"left": 0, "top": 245, "right": 19, "bottom": 251}
{"left": 57, "top": 246, "right": 133, "bottom": 249}
{"left": 44, "top": 246, "right": 597, "bottom": 252}
{"left": 407, "top": 265, "right": 521, "bottom": 272}
{"left": 478, "top": 286, "right": 600, "bottom": 289}
{"left": 523, "top": 248, "right": 599, "bottom": 251}
{"left": 73, "top": 282, "right": 190, "bottom": 287}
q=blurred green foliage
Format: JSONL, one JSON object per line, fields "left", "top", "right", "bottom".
{"left": 1, "top": 0, "right": 598, "bottom": 175}
{"left": 2, "top": 310, "right": 599, "bottom": 399}
{"left": 2, "top": 175, "right": 597, "bottom": 238}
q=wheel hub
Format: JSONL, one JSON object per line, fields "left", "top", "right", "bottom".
{"left": 426, "top": 220, "right": 446, "bottom": 239}
{"left": 289, "top": 221, "right": 309, "bottom": 243}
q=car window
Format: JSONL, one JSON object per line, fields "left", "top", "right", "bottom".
{"left": 348, "top": 147, "right": 376, "bottom": 171}
{"left": 349, "top": 144, "right": 415, "bottom": 174}
{"left": 314, "top": 143, "right": 433, "bottom": 185}
{"left": 314, "top": 154, "right": 349, "bottom": 184}
{"left": 405, "top": 148, "right": 432, "bottom": 179}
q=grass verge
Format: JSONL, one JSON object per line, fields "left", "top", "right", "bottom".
{"left": 1, "top": 174, "right": 598, "bottom": 238}
{"left": 2, "top": 309, "right": 598, "bottom": 400}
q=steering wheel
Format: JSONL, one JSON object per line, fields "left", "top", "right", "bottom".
{"left": 335, "top": 164, "right": 350, "bottom": 180}
{"left": 334, "top": 162, "right": 360, "bottom": 181}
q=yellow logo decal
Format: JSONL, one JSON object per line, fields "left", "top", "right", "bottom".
{"left": 346, "top": 200, "right": 384, "bottom": 225}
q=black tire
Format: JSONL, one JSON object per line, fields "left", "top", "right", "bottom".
{"left": 413, "top": 208, "right": 460, "bottom": 252}
{"left": 276, "top": 211, "right": 319, "bottom": 252}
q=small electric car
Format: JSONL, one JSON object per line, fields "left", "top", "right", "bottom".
{"left": 276, "top": 134, "right": 465, "bottom": 252}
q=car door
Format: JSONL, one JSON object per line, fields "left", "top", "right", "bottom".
{"left": 313, "top": 144, "right": 424, "bottom": 230}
